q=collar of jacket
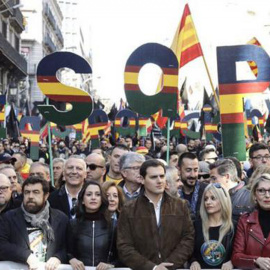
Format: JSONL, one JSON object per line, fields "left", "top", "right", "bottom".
{"left": 246, "top": 209, "right": 258, "bottom": 224}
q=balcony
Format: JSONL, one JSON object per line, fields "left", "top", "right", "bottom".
{"left": 44, "top": 34, "right": 56, "bottom": 52}
{"left": 9, "top": 8, "right": 24, "bottom": 33}
{"left": 0, "top": 32, "right": 27, "bottom": 78}
{"left": 56, "top": 26, "right": 64, "bottom": 46}
{"left": 44, "top": 4, "right": 56, "bottom": 30}
{"left": 0, "top": 0, "right": 14, "bottom": 17}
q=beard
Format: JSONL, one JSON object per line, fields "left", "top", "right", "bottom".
{"left": 24, "top": 201, "right": 45, "bottom": 214}
{"left": 182, "top": 177, "right": 197, "bottom": 189}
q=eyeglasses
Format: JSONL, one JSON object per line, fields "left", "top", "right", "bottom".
{"left": 251, "top": 155, "right": 270, "bottom": 161}
{"left": 0, "top": 186, "right": 10, "bottom": 193}
{"left": 256, "top": 188, "right": 270, "bottom": 196}
{"left": 212, "top": 183, "right": 227, "bottom": 197}
{"left": 87, "top": 164, "right": 104, "bottom": 170}
{"left": 124, "top": 166, "right": 141, "bottom": 171}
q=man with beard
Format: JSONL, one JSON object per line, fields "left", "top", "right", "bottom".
{"left": 0, "top": 176, "right": 68, "bottom": 269}
{"left": 178, "top": 152, "right": 207, "bottom": 220}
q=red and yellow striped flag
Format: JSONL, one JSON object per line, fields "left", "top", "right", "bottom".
{"left": 247, "top": 37, "right": 262, "bottom": 77}
{"left": 152, "top": 4, "right": 203, "bottom": 125}
{"left": 172, "top": 4, "right": 203, "bottom": 68}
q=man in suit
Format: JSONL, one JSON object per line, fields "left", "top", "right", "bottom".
{"left": 48, "top": 155, "right": 86, "bottom": 219}
{"left": 0, "top": 176, "right": 68, "bottom": 269}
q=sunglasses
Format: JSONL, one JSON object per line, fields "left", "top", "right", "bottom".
{"left": 199, "top": 173, "right": 210, "bottom": 179}
{"left": 87, "top": 164, "right": 104, "bottom": 170}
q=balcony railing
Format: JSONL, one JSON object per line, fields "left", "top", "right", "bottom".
{"left": 56, "top": 26, "right": 64, "bottom": 45}
{"left": 0, "top": 0, "right": 14, "bottom": 16}
{"left": 44, "top": 34, "right": 56, "bottom": 52}
{"left": 44, "top": 3, "right": 56, "bottom": 30}
{"left": 0, "top": 32, "right": 27, "bottom": 77}
{"left": 9, "top": 7, "right": 24, "bottom": 33}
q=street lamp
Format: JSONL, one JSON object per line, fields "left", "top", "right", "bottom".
{"left": 9, "top": 82, "right": 17, "bottom": 104}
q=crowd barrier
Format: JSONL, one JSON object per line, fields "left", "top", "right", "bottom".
{"left": 0, "top": 262, "right": 131, "bottom": 270}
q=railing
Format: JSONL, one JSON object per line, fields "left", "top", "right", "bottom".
{"left": 0, "top": 32, "right": 27, "bottom": 76}
{"left": 10, "top": 7, "right": 24, "bottom": 32}
{"left": 0, "top": 261, "right": 131, "bottom": 269}
{"left": 44, "top": 34, "right": 56, "bottom": 52}
{"left": 44, "top": 3, "right": 56, "bottom": 30}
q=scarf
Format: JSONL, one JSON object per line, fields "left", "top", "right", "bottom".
{"left": 21, "top": 201, "right": 55, "bottom": 243}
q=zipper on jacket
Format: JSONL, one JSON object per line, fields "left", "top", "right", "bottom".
{"left": 92, "top": 221, "right": 95, "bottom": 266}
{"left": 249, "top": 231, "right": 265, "bottom": 246}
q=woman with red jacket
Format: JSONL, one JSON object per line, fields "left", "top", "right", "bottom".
{"left": 232, "top": 173, "right": 270, "bottom": 269}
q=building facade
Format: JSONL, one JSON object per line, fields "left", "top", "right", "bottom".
{"left": 21, "top": 0, "right": 63, "bottom": 104}
{"left": 0, "top": 0, "right": 26, "bottom": 106}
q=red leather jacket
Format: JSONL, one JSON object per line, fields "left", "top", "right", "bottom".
{"left": 232, "top": 210, "right": 270, "bottom": 269}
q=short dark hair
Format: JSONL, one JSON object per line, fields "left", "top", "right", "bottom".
{"left": 160, "top": 151, "right": 178, "bottom": 162}
{"left": 249, "top": 143, "right": 269, "bottom": 158}
{"left": 140, "top": 159, "right": 166, "bottom": 178}
{"left": 111, "top": 144, "right": 129, "bottom": 154}
{"left": 178, "top": 152, "right": 198, "bottom": 168}
{"left": 226, "top": 156, "right": 242, "bottom": 179}
{"left": 22, "top": 176, "right": 50, "bottom": 194}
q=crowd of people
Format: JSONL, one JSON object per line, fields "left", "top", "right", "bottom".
{"left": 0, "top": 135, "right": 269, "bottom": 270}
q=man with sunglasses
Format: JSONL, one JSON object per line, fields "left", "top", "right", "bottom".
{"left": 209, "top": 158, "right": 253, "bottom": 222}
{"left": 85, "top": 153, "right": 106, "bottom": 184}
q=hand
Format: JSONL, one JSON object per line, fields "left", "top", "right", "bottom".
{"left": 26, "top": 254, "right": 40, "bottom": 270}
{"left": 45, "top": 257, "right": 61, "bottom": 270}
{"left": 155, "top": 262, "right": 174, "bottom": 270}
{"left": 190, "top": 261, "right": 201, "bottom": 270}
{"left": 96, "top": 262, "right": 115, "bottom": 270}
{"left": 69, "top": 258, "right": 85, "bottom": 270}
{"left": 221, "top": 260, "right": 233, "bottom": 270}
{"left": 255, "top": 257, "right": 270, "bottom": 270}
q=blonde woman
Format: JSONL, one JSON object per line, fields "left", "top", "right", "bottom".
{"left": 190, "top": 183, "right": 234, "bottom": 270}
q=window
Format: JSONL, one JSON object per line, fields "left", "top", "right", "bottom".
{"left": 2, "top": 21, "right": 7, "bottom": 38}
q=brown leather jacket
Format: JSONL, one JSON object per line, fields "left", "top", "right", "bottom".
{"left": 117, "top": 192, "right": 194, "bottom": 270}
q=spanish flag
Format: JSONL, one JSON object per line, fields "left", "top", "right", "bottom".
{"left": 247, "top": 37, "right": 262, "bottom": 77}
{"left": 153, "top": 4, "right": 203, "bottom": 126}
{"left": 171, "top": 4, "right": 203, "bottom": 68}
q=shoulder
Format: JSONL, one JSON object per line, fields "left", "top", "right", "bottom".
{"left": 1, "top": 207, "right": 22, "bottom": 219}
{"left": 50, "top": 208, "right": 69, "bottom": 222}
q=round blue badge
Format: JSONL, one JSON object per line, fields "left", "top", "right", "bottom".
{"left": 200, "top": 240, "right": 225, "bottom": 266}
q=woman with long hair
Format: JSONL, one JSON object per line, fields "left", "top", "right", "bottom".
{"left": 190, "top": 183, "right": 234, "bottom": 270}
{"left": 102, "top": 181, "right": 125, "bottom": 218}
{"left": 232, "top": 173, "right": 270, "bottom": 269}
{"left": 67, "top": 181, "right": 117, "bottom": 270}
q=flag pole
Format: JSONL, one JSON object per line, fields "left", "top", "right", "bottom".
{"left": 166, "top": 118, "right": 170, "bottom": 163}
{"left": 46, "top": 98, "right": 54, "bottom": 187}
{"left": 201, "top": 55, "right": 220, "bottom": 110}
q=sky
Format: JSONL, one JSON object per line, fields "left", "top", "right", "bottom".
{"left": 79, "top": 0, "right": 270, "bottom": 108}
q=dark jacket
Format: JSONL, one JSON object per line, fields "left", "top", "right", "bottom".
{"left": 229, "top": 181, "right": 254, "bottom": 222}
{"left": 232, "top": 210, "right": 270, "bottom": 269}
{"left": 0, "top": 207, "right": 68, "bottom": 264}
{"left": 48, "top": 185, "right": 71, "bottom": 218}
{"left": 117, "top": 192, "right": 194, "bottom": 270}
{"left": 179, "top": 181, "right": 207, "bottom": 221}
{"left": 0, "top": 195, "right": 22, "bottom": 214}
{"left": 67, "top": 215, "right": 117, "bottom": 266}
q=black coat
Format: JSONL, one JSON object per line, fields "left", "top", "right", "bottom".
{"left": 48, "top": 185, "right": 71, "bottom": 218}
{"left": 0, "top": 207, "right": 69, "bottom": 264}
{"left": 67, "top": 216, "right": 117, "bottom": 267}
